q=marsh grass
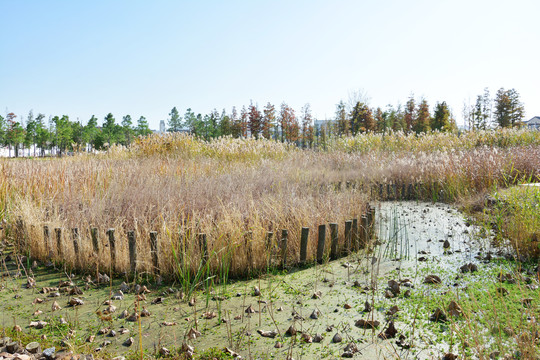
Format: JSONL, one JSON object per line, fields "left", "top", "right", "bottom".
{"left": 411, "top": 261, "right": 539, "bottom": 359}
{"left": 1, "top": 130, "right": 539, "bottom": 281}
{"left": 491, "top": 185, "right": 540, "bottom": 260}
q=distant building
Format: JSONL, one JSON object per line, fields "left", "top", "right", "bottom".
{"left": 314, "top": 119, "right": 336, "bottom": 134}
{"left": 159, "top": 120, "right": 166, "bottom": 133}
{"left": 524, "top": 116, "right": 540, "bottom": 130}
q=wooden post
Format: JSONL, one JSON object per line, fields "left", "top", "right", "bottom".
{"left": 245, "top": 231, "right": 253, "bottom": 273}
{"left": 265, "top": 231, "right": 273, "bottom": 267}
{"left": 43, "top": 225, "right": 51, "bottom": 257}
{"left": 55, "top": 228, "right": 62, "bottom": 257}
{"left": 265, "top": 231, "right": 274, "bottom": 250}
{"left": 344, "top": 220, "right": 352, "bottom": 255}
{"left": 71, "top": 228, "right": 80, "bottom": 267}
{"left": 351, "top": 219, "right": 359, "bottom": 251}
{"left": 300, "top": 227, "right": 309, "bottom": 265}
{"left": 150, "top": 231, "right": 159, "bottom": 273}
{"left": 16, "top": 217, "right": 28, "bottom": 250}
{"left": 360, "top": 215, "right": 368, "bottom": 249}
{"left": 198, "top": 233, "right": 208, "bottom": 266}
{"left": 329, "top": 223, "right": 339, "bottom": 260}
{"left": 369, "top": 206, "right": 376, "bottom": 239}
{"left": 128, "top": 230, "right": 137, "bottom": 274}
{"left": 90, "top": 227, "right": 99, "bottom": 255}
{"left": 280, "top": 229, "right": 288, "bottom": 268}
{"left": 15, "top": 217, "right": 22, "bottom": 249}
{"left": 317, "top": 224, "right": 326, "bottom": 264}
{"left": 106, "top": 228, "right": 116, "bottom": 269}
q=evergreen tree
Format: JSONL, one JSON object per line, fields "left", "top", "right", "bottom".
{"left": 386, "top": 104, "right": 404, "bottom": 132}
{"left": 230, "top": 106, "right": 242, "bottom": 138}
{"left": 300, "top": 103, "right": 314, "bottom": 148}
{"left": 53, "top": 115, "right": 73, "bottom": 156}
{"left": 184, "top": 108, "right": 197, "bottom": 134}
{"left": 335, "top": 100, "right": 349, "bottom": 136}
{"left": 167, "top": 107, "right": 183, "bottom": 132}
{"left": 219, "top": 109, "right": 232, "bottom": 136}
{"left": 71, "top": 120, "right": 85, "bottom": 152}
{"left": 262, "top": 102, "right": 276, "bottom": 140}
{"left": 472, "top": 95, "right": 486, "bottom": 130}
{"left": 432, "top": 102, "right": 452, "bottom": 131}
{"left": 35, "top": 113, "right": 49, "bottom": 156}
{"left": 507, "top": 88, "right": 525, "bottom": 127}
{"left": 0, "top": 115, "right": 6, "bottom": 148}
{"left": 6, "top": 113, "right": 25, "bottom": 157}
{"left": 84, "top": 115, "right": 99, "bottom": 151}
{"left": 494, "top": 88, "right": 524, "bottom": 128}
{"left": 102, "top": 113, "right": 116, "bottom": 146}
{"left": 113, "top": 123, "right": 125, "bottom": 145}
{"left": 136, "top": 116, "right": 152, "bottom": 136}
{"left": 207, "top": 109, "right": 220, "bottom": 138}
{"left": 24, "top": 110, "right": 37, "bottom": 156}
{"left": 375, "top": 107, "right": 388, "bottom": 133}
{"left": 239, "top": 106, "right": 248, "bottom": 138}
{"left": 121, "top": 115, "right": 134, "bottom": 145}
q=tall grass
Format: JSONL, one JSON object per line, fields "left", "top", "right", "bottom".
{"left": 1, "top": 130, "right": 539, "bottom": 279}
{"left": 491, "top": 185, "right": 540, "bottom": 260}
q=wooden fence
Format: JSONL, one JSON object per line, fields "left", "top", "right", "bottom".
{"left": 10, "top": 206, "right": 376, "bottom": 277}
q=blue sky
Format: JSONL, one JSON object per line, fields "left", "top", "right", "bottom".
{"left": 1, "top": 0, "right": 539, "bottom": 129}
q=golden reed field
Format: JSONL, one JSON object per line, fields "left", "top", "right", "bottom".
{"left": 1, "top": 129, "right": 539, "bottom": 279}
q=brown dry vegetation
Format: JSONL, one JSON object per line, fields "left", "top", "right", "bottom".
{"left": 1, "top": 130, "right": 539, "bottom": 279}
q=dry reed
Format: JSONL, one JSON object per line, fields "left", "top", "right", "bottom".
{"left": 1, "top": 130, "right": 539, "bottom": 278}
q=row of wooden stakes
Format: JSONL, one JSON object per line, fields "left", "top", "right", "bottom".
{"left": 11, "top": 205, "right": 376, "bottom": 275}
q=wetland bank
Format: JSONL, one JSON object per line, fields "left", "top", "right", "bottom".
{"left": 1, "top": 201, "right": 538, "bottom": 359}
{"left": 0, "top": 130, "right": 539, "bottom": 359}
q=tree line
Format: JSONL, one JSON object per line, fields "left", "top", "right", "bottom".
{"left": 0, "top": 112, "right": 152, "bottom": 157}
{"left": 0, "top": 87, "right": 526, "bottom": 157}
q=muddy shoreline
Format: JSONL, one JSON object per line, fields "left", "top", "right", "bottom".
{"left": 1, "top": 201, "right": 537, "bottom": 359}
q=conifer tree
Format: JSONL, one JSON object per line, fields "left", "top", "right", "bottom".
{"left": 262, "top": 102, "right": 276, "bottom": 140}
{"left": 414, "top": 99, "right": 431, "bottom": 133}
{"left": 335, "top": 100, "right": 349, "bottom": 136}
{"left": 432, "top": 101, "right": 452, "bottom": 131}
{"left": 167, "top": 107, "right": 183, "bottom": 132}
{"left": 248, "top": 101, "right": 262, "bottom": 139}
{"left": 136, "top": 116, "right": 152, "bottom": 136}
{"left": 300, "top": 103, "right": 314, "bottom": 148}
{"left": 404, "top": 96, "right": 415, "bottom": 134}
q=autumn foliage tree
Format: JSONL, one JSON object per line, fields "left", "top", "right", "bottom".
{"left": 248, "top": 101, "right": 262, "bottom": 139}
{"left": 350, "top": 101, "right": 375, "bottom": 134}
{"left": 279, "top": 102, "right": 298, "bottom": 143}
{"left": 404, "top": 96, "right": 416, "bottom": 134}
{"left": 413, "top": 99, "right": 431, "bottom": 133}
